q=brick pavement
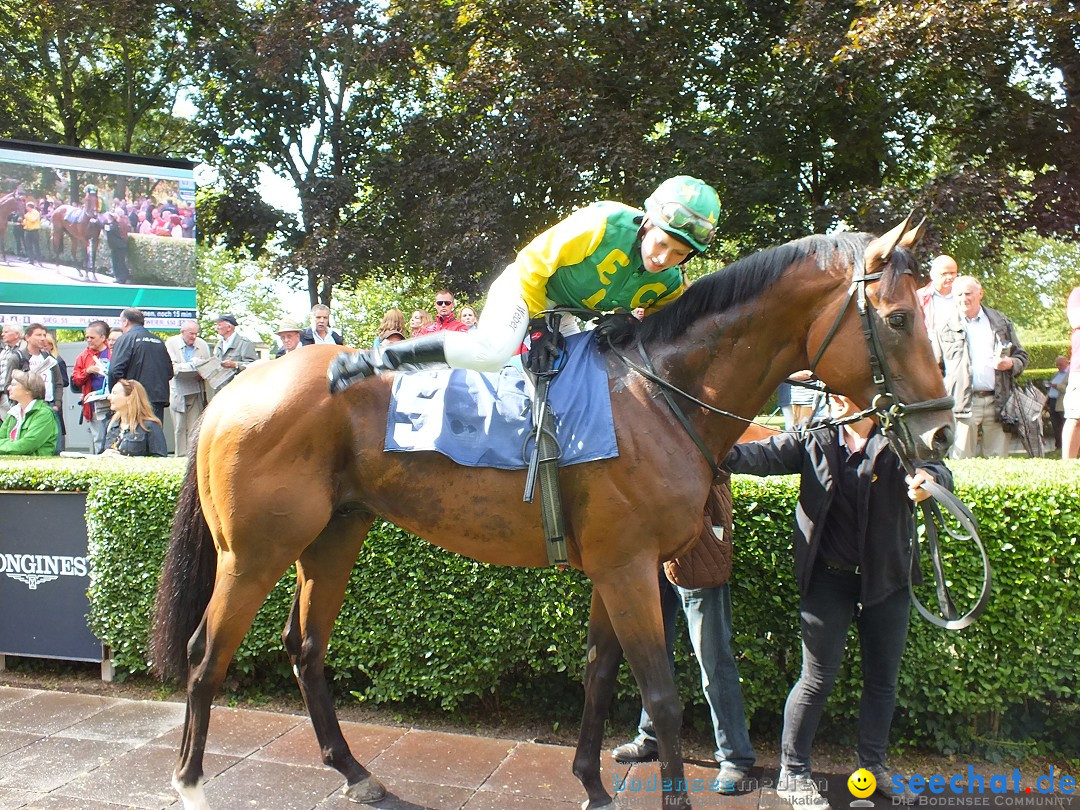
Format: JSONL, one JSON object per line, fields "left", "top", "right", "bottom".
{"left": 0, "top": 686, "right": 1074, "bottom": 810}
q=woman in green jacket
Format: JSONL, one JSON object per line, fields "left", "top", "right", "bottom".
{"left": 0, "top": 370, "right": 58, "bottom": 456}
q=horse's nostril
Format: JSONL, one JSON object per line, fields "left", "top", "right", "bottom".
{"left": 932, "top": 425, "right": 954, "bottom": 455}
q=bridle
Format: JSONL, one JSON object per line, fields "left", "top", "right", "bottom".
{"left": 806, "top": 265, "right": 954, "bottom": 454}
{"left": 598, "top": 258, "right": 991, "bottom": 630}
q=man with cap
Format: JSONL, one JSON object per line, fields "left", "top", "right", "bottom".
{"left": 165, "top": 319, "right": 211, "bottom": 456}
{"left": 212, "top": 314, "right": 258, "bottom": 386}
{"left": 275, "top": 318, "right": 302, "bottom": 357}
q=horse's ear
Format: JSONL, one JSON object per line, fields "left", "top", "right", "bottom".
{"left": 899, "top": 216, "right": 927, "bottom": 249}
{"left": 865, "top": 213, "right": 913, "bottom": 271}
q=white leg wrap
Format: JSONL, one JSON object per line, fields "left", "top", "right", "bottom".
{"left": 173, "top": 775, "right": 210, "bottom": 810}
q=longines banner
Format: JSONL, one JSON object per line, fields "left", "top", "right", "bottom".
{"left": 0, "top": 491, "right": 103, "bottom": 662}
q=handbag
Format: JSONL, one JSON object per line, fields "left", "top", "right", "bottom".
{"left": 999, "top": 380, "right": 1047, "bottom": 456}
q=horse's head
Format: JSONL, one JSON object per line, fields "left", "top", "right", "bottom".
{"left": 810, "top": 216, "right": 955, "bottom": 461}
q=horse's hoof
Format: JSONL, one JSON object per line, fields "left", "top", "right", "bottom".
{"left": 172, "top": 775, "right": 210, "bottom": 810}
{"left": 582, "top": 798, "right": 622, "bottom": 810}
{"left": 342, "top": 774, "right": 386, "bottom": 803}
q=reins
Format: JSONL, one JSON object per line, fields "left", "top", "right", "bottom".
{"left": 545, "top": 254, "right": 990, "bottom": 630}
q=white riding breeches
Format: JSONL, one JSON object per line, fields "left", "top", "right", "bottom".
{"left": 442, "top": 265, "right": 580, "bottom": 372}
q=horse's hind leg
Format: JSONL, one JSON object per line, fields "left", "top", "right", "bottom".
{"left": 573, "top": 588, "right": 625, "bottom": 809}
{"left": 173, "top": 554, "right": 295, "bottom": 810}
{"left": 282, "top": 512, "right": 386, "bottom": 804}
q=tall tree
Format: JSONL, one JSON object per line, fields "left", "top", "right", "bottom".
{"left": 187, "top": 0, "right": 402, "bottom": 306}
{"left": 0, "top": 0, "right": 192, "bottom": 154}
{"left": 833, "top": 0, "right": 1079, "bottom": 245}
{"left": 351, "top": 0, "right": 737, "bottom": 297}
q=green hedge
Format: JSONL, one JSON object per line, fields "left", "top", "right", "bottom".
{"left": 126, "top": 234, "right": 195, "bottom": 286}
{"left": 0, "top": 457, "right": 1076, "bottom": 756}
{"left": 1025, "top": 341, "right": 1069, "bottom": 371}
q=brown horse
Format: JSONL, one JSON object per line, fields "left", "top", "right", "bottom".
{"left": 0, "top": 192, "right": 24, "bottom": 262}
{"left": 50, "top": 204, "right": 102, "bottom": 277}
{"left": 151, "top": 218, "right": 954, "bottom": 810}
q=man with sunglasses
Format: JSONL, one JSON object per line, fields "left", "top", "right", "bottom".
{"left": 418, "top": 291, "right": 471, "bottom": 335}
{"left": 329, "top": 175, "right": 720, "bottom": 390}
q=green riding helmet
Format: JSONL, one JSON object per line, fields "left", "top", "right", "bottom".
{"left": 84, "top": 184, "right": 98, "bottom": 195}
{"left": 643, "top": 176, "right": 720, "bottom": 253}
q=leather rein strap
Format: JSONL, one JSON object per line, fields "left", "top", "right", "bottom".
{"left": 632, "top": 334, "right": 725, "bottom": 480}
{"left": 883, "top": 431, "right": 992, "bottom": 630}
{"left": 604, "top": 264, "right": 991, "bottom": 630}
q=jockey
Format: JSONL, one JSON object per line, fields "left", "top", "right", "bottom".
{"left": 329, "top": 175, "right": 721, "bottom": 391}
{"left": 68, "top": 184, "right": 102, "bottom": 224}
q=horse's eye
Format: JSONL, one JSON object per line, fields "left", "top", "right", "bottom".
{"left": 887, "top": 313, "right": 907, "bottom": 329}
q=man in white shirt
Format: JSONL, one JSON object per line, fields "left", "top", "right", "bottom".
{"left": 916, "top": 254, "right": 958, "bottom": 334}
{"left": 166, "top": 319, "right": 211, "bottom": 456}
{"left": 299, "top": 304, "right": 344, "bottom": 346}
{"left": 934, "top": 276, "right": 1028, "bottom": 458}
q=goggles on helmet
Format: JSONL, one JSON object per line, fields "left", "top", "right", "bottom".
{"left": 652, "top": 200, "right": 716, "bottom": 248}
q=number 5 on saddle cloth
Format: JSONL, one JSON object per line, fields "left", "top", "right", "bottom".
{"left": 523, "top": 312, "right": 569, "bottom": 566}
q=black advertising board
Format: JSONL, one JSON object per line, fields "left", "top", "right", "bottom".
{"left": 0, "top": 492, "right": 103, "bottom": 662}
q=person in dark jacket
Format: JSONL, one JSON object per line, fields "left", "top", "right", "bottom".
{"left": 108, "top": 308, "right": 173, "bottom": 422}
{"left": 724, "top": 395, "right": 952, "bottom": 809}
{"left": 299, "top": 304, "right": 344, "bottom": 346}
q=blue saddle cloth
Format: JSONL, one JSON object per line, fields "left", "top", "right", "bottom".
{"left": 385, "top": 331, "right": 618, "bottom": 470}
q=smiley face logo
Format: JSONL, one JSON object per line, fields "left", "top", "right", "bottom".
{"left": 848, "top": 768, "right": 876, "bottom": 799}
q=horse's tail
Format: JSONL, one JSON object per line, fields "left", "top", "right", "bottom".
{"left": 149, "top": 443, "right": 217, "bottom": 682}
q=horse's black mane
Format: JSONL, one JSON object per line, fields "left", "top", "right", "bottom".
{"left": 601, "top": 231, "right": 873, "bottom": 349}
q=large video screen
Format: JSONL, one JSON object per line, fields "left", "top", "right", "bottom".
{"left": 0, "top": 139, "right": 197, "bottom": 330}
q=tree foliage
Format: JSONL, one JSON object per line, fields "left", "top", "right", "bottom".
{"left": 0, "top": 0, "right": 192, "bottom": 153}
{"left": 4, "top": 0, "right": 1079, "bottom": 327}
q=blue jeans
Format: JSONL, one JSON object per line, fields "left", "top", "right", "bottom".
{"left": 635, "top": 575, "right": 756, "bottom": 768}
{"left": 781, "top": 565, "right": 910, "bottom": 775}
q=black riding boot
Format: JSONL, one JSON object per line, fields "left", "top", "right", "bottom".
{"left": 328, "top": 333, "right": 449, "bottom": 393}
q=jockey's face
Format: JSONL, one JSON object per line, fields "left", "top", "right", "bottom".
{"left": 640, "top": 225, "right": 693, "bottom": 274}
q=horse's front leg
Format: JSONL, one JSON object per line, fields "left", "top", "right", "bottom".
{"left": 83, "top": 240, "right": 95, "bottom": 279}
{"left": 594, "top": 567, "right": 689, "bottom": 809}
{"left": 574, "top": 588, "right": 625, "bottom": 808}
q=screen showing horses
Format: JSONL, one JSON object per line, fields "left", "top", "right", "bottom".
{"left": 0, "top": 139, "right": 196, "bottom": 330}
